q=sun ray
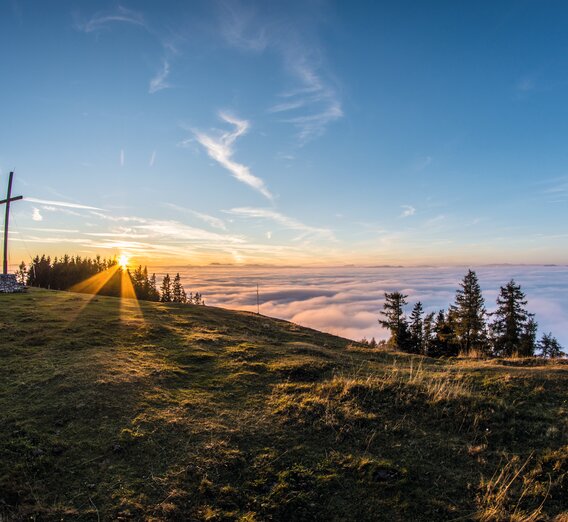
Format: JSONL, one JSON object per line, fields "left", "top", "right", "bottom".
{"left": 120, "top": 268, "right": 145, "bottom": 324}
{"left": 63, "top": 263, "right": 144, "bottom": 325}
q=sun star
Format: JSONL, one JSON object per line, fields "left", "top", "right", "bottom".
{"left": 118, "top": 254, "right": 130, "bottom": 269}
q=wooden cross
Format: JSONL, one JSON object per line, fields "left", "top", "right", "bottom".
{"left": 1, "top": 171, "right": 23, "bottom": 275}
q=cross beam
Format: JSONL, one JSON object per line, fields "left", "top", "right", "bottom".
{"left": 2, "top": 172, "right": 23, "bottom": 275}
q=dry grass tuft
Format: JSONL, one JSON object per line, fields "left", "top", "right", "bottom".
{"left": 475, "top": 454, "right": 548, "bottom": 522}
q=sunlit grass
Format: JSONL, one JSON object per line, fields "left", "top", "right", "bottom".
{"left": 1, "top": 289, "right": 566, "bottom": 520}
{"left": 119, "top": 266, "right": 144, "bottom": 323}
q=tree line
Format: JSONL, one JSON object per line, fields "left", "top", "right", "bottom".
{"left": 373, "top": 270, "right": 564, "bottom": 358}
{"left": 17, "top": 255, "right": 204, "bottom": 305}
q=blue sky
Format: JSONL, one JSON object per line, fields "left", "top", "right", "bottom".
{"left": 1, "top": 0, "right": 567, "bottom": 266}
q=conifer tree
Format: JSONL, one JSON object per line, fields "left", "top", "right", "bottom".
{"left": 491, "top": 280, "right": 532, "bottom": 357}
{"left": 149, "top": 273, "right": 159, "bottom": 301}
{"left": 538, "top": 333, "right": 565, "bottom": 358}
{"left": 160, "top": 274, "right": 172, "bottom": 302}
{"left": 16, "top": 261, "right": 27, "bottom": 285}
{"left": 422, "top": 312, "right": 436, "bottom": 356}
{"left": 451, "top": 270, "right": 487, "bottom": 354}
{"left": 409, "top": 302, "right": 424, "bottom": 354}
{"left": 379, "top": 292, "right": 410, "bottom": 351}
{"left": 519, "top": 316, "right": 538, "bottom": 357}
{"left": 432, "top": 309, "right": 460, "bottom": 357}
{"left": 172, "top": 273, "right": 187, "bottom": 303}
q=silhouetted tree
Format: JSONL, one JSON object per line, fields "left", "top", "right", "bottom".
{"left": 16, "top": 261, "right": 27, "bottom": 285}
{"left": 149, "top": 273, "right": 159, "bottom": 301}
{"left": 538, "top": 333, "right": 565, "bottom": 358}
{"left": 431, "top": 309, "right": 460, "bottom": 357}
{"left": 491, "top": 280, "right": 532, "bottom": 357}
{"left": 422, "top": 311, "right": 436, "bottom": 356}
{"left": 451, "top": 270, "right": 487, "bottom": 354}
{"left": 191, "top": 291, "right": 204, "bottom": 305}
{"left": 379, "top": 292, "right": 410, "bottom": 351}
{"left": 518, "top": 316, "right": 538, "bottom": 357}
{"left": 21, "top": 255, "right": 203, "bottom": 305}
{"left": 160, "top": 274, "right": 172, "bottom": 302}
{"left": 172, "top": 273, "right": 187, "bottom": 303}
{"left": 409, "top": 302, "right": 424, "bottom": 354}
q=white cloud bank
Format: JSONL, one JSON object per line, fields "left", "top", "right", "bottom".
{"left": 162, "top": 265, "right": 568, "bottom": 346}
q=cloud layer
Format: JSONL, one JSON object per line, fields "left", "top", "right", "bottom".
{"left": 164, "top": 265, "right": 568, "bottom": 346}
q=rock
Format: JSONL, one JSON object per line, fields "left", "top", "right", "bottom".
{"left": 0, "top": 274, "right": 25, "bottom": 293}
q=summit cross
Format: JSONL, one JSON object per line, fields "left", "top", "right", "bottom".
{"left": 1, "top": 172, "right": 23, "bottom": 275}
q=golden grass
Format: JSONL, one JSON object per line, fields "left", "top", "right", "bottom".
{"left": 475, "top": 454, "right": 549, "bottom": 522}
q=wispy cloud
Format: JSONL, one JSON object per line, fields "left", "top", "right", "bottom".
{"left": 188, "top": 112, "right": 273, "bottom": 200}
{"left": 91, "top": 210, "right": 242, "bottom": 244}
{"left": 400, "top": 205, "right": 416, "bottom": 218}
{"left": 165, "top": 203, "right": 227, "bottom": 230}
{"left": 149, "top": 59, "right": 171, "bottom": 94}
{"left": 120, "top": 149, "right": 125, "bottom": 167}
{"left": 77, "top": 5, "right": 177, "bottom": 98}
{"left": 32, "top": 208, "right": 43, "bottom": 221}
{"left": 84, "top": 231, "right": 150, "bottom": 239}
{"left": 218, "top": 2, "right": 267, "bottom": 52}
{"left": 274, "top": 58, "right": 343, "bottom": 144}
{"left": 40, "top": 206, "right": 83, "bottom": 217}
{"left": 149, "top": 150, "right": 156, "bottom": 167}
{"left": 21, "top": 227, "right": 79, "bottom": 233}
{"left": 227, "top": 207, "right": 335, "bottom": 241}
{"left": 218, "top": 2, "right": 342, "bottom": 145}
{"left": 26, "top": 197, "right": 102, "bottom": 211}
{"left": 134, "top": 219, "right": 244, "bottom": 244}
{"left": 76, "top": 5, "right": 146, "bottom": 33}
{"left": 541, "top": 176, "right": 568, "bottom": 202}
{"left": 90, "top": 211, "right": 145, "bottom": 223}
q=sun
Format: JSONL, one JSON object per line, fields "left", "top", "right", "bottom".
{"left": 118, "top": 254, "right": 130, "bottom": 269}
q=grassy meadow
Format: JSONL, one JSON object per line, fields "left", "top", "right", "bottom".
{"left": 0, "top": 288, "right": 567, "bottom": 520}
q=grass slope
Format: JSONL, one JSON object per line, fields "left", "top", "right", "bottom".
{"left": 1, "top": 289, "right": 567, "bottom": 521}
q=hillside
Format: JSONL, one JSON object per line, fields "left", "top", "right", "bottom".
{"left": 1, "top": 289, "right": 566, "bottom": 521}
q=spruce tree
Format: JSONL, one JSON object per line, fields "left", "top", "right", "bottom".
{"left": 491, "top": 279, "right": 532, "bottom": 357}
{"left": 452, "top": 270, "right": 487, "bottom": 354}
{"left": 409, "top": 302, "right": 424, "bottom": 354}
{"left": 422, "top": 312, "right": 436, "bottom": 356}
{"left": 538, "top": 333, "right": 565, "bottom": 358}
{"left": 432, "top": 309, "right": 459, "bottom": 357}
{"left": 16, "top": 261, "right": 27, "bottom": 285}
{"left": 172, "top": 273, "right": 187, "bottom": 303}
{"left": 519, "top": 316, "right": 538, "bottom": 357}
{"left": 160, "top": 274, "right": 172, "bottom": 302}
{"left": 149, "top": 273, "right": 159, "bottom": 301}
{"left": 379, "top": 292, "right": 410, "bottom": 351}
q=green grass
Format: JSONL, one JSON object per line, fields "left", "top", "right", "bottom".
{"left": 1, "top": 288, "right": 567, "bottom": 521}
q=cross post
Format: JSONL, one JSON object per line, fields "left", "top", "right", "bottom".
{"left": 1, "top": 171, "right": 23, "bottom": 275}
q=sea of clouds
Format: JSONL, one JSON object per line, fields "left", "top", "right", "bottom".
{"left": 156, "top": 265, "right": 568, "bottom": 347}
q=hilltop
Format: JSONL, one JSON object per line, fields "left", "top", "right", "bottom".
{"left": 1, "top": 289, "right": 566, "bottom": 521}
